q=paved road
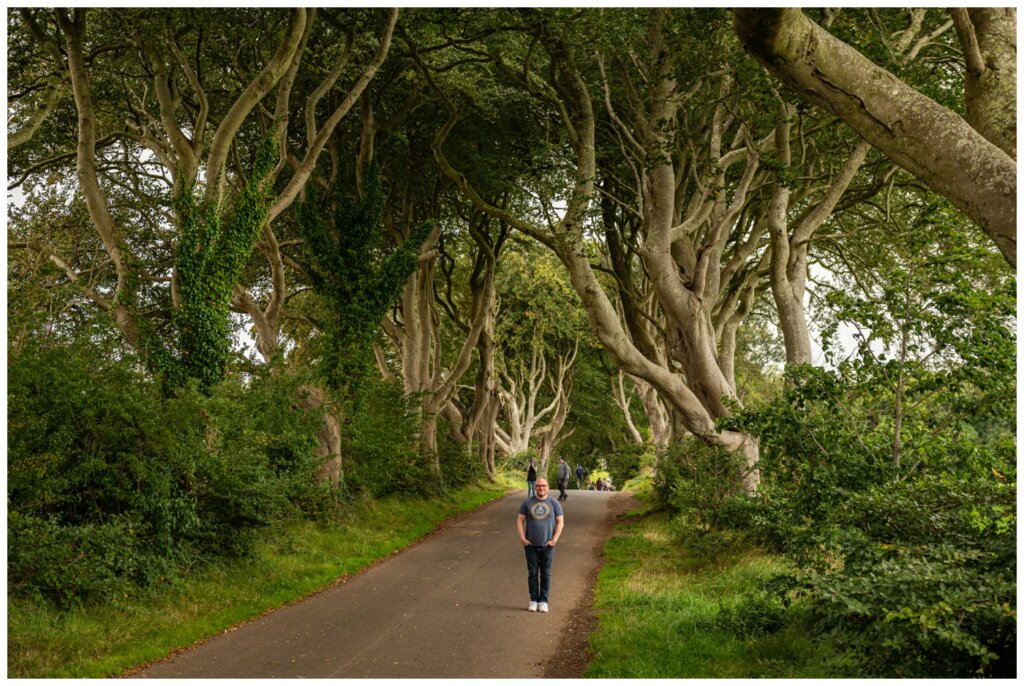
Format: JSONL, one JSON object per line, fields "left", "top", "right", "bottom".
{"left": 135, "top": 489, "right": 618, "bottom": 678}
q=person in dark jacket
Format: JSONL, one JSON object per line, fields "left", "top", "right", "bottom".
{"left": 556, "top": 457, "right": 570, "bottom": 501}
{"left": 527, "top": 459, "right": 537, "bottom": 498}
{"left": 575, "top": 463, "right": 584, "bottom": 489}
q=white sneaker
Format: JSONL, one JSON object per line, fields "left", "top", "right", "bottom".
{"left": 528, "top": 601, "right": 538, "bottom": 612}
{"left": 538, "top": 602, "right": 549, "bottom": 613}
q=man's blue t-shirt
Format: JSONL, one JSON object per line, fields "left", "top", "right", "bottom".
{"left": 519, "top": 496, "right": 564, "bottom": 546}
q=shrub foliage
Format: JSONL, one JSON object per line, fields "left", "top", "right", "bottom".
{"left": 8, "top": 340, "right": 329, "bottom": 606}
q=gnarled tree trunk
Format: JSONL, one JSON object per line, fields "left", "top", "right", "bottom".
{"left": 733, "top": 8, "right": 1016, "bottom": 266}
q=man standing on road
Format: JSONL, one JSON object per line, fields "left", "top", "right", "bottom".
{"left": 575, "top": 463, "right": 584, "bottom": 489}
{"left": 556, "top": 457, "right": 570, "bottom": 501}
{"left": 516, "top": 478, "right": 564, "bottom": 613}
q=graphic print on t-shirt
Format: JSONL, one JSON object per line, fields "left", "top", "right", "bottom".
{"left": 530, "top": 501, "right": 552, "bottom": 520}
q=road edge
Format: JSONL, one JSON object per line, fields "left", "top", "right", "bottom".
{"left": 541, "top": 490, "right": 642, "bottom": 678}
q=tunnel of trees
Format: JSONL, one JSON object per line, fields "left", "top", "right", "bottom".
{"left": 7, "top": 8, "right": 1015, "bottom": 677}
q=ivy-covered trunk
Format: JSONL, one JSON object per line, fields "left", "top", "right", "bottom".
{"left": 160, "top": 137, "right": 277, "bottom": 392}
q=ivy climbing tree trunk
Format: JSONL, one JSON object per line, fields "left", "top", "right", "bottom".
{"left": 170, "top": 138, "right": 278, "bottom": 391}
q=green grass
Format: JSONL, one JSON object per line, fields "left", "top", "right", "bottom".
{"left": 584, "top": 505, "right": 830, "bottom": 678}
{"left": 8, "top": 479, "right": 512, "bottom": 678}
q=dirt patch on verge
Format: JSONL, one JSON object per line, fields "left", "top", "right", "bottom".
{"left": 541, "top": 491, "right": 642, "bottom": 678}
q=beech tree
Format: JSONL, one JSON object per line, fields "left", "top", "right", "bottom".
{"left": 430, "top": 10, "right": 776, "bottom": 490}
{"left": 436, "top": 209, "right": 510, "bottom": 480}
{"left": 733, "top": 8, "right": 1016, "bottom": 267}
{"left": 493, "top": 247, "right": 586, "bottom": 470}
{"left": 379, "top": 202, "right": 494, "bottom": 478}
{"left": 10, "top": 6, "right": 1012, "bottom": 500}
{"left": 8, "top": 9, "right": 406, "bottom": 489}
{"left": 8, "top": 8, "right": 399, "bottom": 388}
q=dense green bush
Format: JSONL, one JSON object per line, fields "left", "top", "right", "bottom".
{"left": 9, "top": 342, "right": 199, "bottom": 605}
{"left": 654, "top": 439, "right": 747, "bottom": 532}
{"left": 795, "top": 475, "right": 1016, "bottom": 677}
{"left": 7, "top": 341, "right": 330, "bottom": 606}
{"left": 662, "top": 292, "right": 1016, "bottom": 679}
{"left": 437, "top": 435, "right": 486, "bottom": 489}
{"left": 8, "top": 512, "right": 169, "bottom": 604}
{"left": 344, "top": 376, "right": 432, "bottom": 497}
{"left": 707, "top": 358, "right": 1018, "bottom": 678}
{"left": 187, "top": 374, "right": 336, "bottom": 549}
{"left": 721, "top": 359, "right": 1015, "bottom": 553}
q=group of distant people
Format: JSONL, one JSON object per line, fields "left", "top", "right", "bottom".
{"left": 518, "top": 457, "right": 612, "bottom": 614}
{"left": 525, "top": 457, "right": 611, "bottom": 500}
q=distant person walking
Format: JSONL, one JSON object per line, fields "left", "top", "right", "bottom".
{"left": 526, "top": 459, "right": 537, "bottom": 499}
{"left": 516, "top": 478, "right": 564, "bottom": 613}
{"left": 556, "top": 457, "right": 570, "bottom": 501}
{"left": 575, "top": 463, "right": 584, "bottom": 489}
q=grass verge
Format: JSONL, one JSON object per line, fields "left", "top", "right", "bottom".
{"left": 584, "top": 498, "right": 829, "bottom": 678}
{"left": 8, "top": 479, "right": 511, "bottom": 678}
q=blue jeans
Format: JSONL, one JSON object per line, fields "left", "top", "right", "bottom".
{"left": 527, "top": 480, "right": 536, "bottom": 498}
{"left": 524, "top": 544, "right": 555, "bottom": 602}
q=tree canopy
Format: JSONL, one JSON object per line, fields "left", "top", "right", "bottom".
{"left": 7, "top": 8, "right": 1015, "bottom": 678}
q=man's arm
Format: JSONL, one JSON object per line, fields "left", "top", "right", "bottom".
{"left": 548, "top": 515, "right": 564, "bottom": 546}
{"left": 517, "top": 513, "right": 529, "bottom": 546}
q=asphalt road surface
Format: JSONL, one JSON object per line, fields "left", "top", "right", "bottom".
{"left": 135, "top": 489, "right": 621, "bottom": 678}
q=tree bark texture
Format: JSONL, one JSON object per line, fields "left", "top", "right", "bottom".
{"left": 767, "top": 105, "right": 871, "bottom": 366}
{"left": 55, "top": 10, "right": 139, "bottom": 345}
{"left": 390, "top": 224, "right": 488, "bottom": 477}
{"left": 733, "top": 8, "right": 1016, "bottom": 267}
{"left": 611, "top": 371, "right": 644, "bottom": 445}
{"left": 952, "top": 8, "right": 1016, "bottom": 159}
